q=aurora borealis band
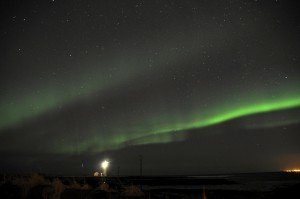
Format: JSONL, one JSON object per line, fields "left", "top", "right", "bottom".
{"left": 1, "top": 0, "right": 300, "bottom": 175}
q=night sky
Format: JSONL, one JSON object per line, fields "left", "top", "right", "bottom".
{"left": 0, "top": 0, "right": 300, "bottom": 175}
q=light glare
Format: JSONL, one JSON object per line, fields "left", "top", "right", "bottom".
{"left": 101, "top": 160, "right": 109, "bottom": 169}
{"left": 284, "top": 169, "right": 300, "bottom": 173}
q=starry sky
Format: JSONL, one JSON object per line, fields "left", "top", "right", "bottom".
{"left": 0, "top": 0, "right": 300, "bottom": 175}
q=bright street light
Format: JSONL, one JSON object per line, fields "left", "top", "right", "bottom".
{"left": 101, "top": 160, "right": 109, "bottom": 176}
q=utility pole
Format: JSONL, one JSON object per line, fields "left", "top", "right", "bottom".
{"left": 139, "top": 155, "right": 143, "bottom": 177}
{"left": 139, "top": 155, "right": 143, "bottom": 190}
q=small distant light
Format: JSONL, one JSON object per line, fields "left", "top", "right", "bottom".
{"left": 94, "top": 171, "right": 100, "bottom": 177}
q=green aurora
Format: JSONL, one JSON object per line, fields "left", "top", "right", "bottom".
{"left": 1, "top": 76, "right": 300, "bottom": 155}
{"left": 55, "top": 91, "right": 300, "bottom": 154}
{"left": 1, "top": 0, "right": 300, "bottom": 175}
{"left": 0, "top": 29, "right": 225, "bottom": 131}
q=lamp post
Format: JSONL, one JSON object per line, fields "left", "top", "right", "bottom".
{"left": 101, "top": 160, "right": 109, "bottom": 177}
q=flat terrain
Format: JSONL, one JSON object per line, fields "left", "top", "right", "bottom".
{"left": 1, "top": 172, "right": 300, "bottom": 198}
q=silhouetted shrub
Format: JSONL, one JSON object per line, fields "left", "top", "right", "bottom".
{"left": 122, "top": 185, "right": 144, "bottom": 197}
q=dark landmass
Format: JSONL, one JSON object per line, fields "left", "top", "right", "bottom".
{"left": 1, "top": 172, "right": 300, "bottom": 198}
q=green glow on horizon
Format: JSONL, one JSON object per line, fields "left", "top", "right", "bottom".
{"left": 189, "top": 97, "right": 300, "bottom": 129}
{"left": 55, "top": 94, "right": 300, "bottom": 154}
{"left": 136, "top": 96, "right": 300, "bottom": 139}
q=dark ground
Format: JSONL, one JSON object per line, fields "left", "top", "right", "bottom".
{"left": 1, "top": 172, "right": 300, "bottom": 198}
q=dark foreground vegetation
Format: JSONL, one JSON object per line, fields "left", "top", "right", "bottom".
{"left": 0, "top": 172, "right": 300, "bottom": 198}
